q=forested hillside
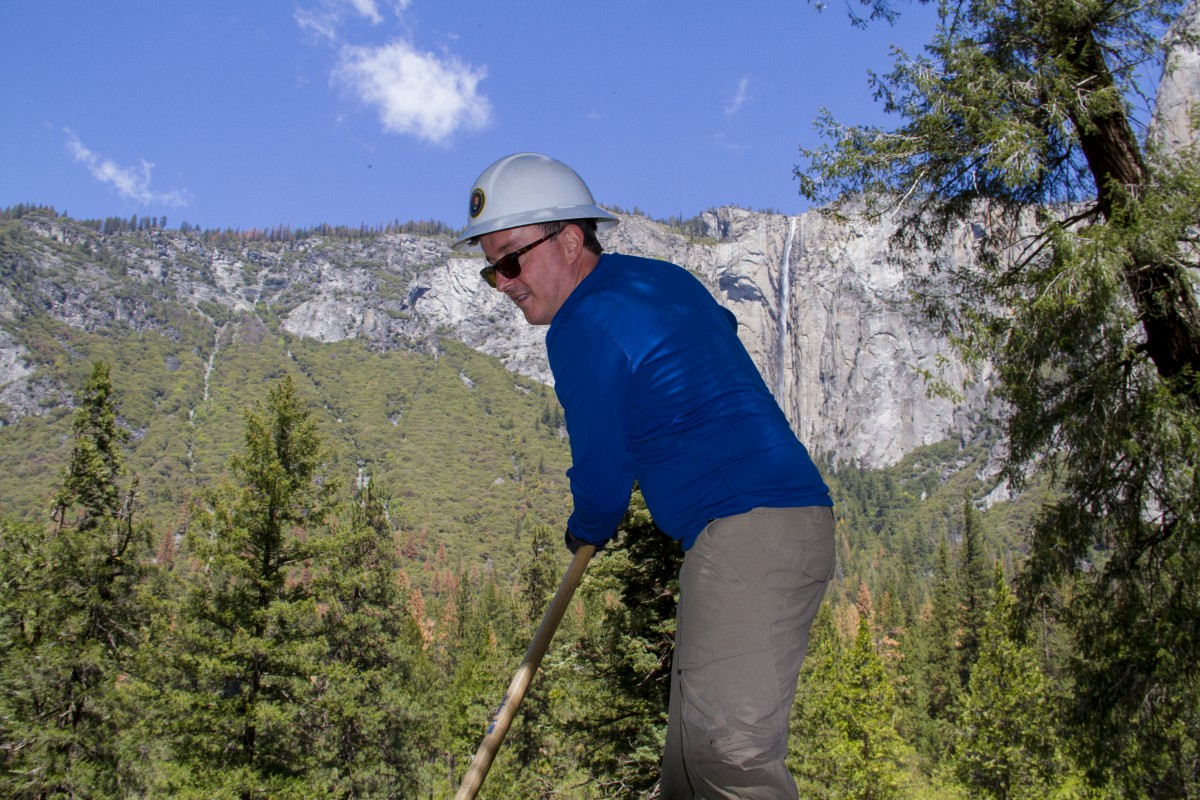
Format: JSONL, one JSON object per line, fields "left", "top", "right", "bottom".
{"left": 0, "top": 210, "right": 577, "bottom": 579}
{"left": 0, "top": 353, "right": 1052, "bottom": 798}
{"left": 0, "top": 203, "right": 1067, "bottom": 796}
{"left": 0, "top": 308, "right": 575, "bottom": 581}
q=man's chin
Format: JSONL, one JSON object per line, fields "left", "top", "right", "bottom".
{"left": 512, "top": 301, "right": 543, "bottom": 325}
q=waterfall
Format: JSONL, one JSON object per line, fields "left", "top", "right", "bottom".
{"left": 202, "top": 324, "right": 224, "bottom": 403}
{"left": 186, "top": 323, "right": 225, "bottom": 471}
{"left": 776, "top": 216, "right": 797, "bottom": 402}
{"left": 187, "top": 322, "right": 223, "bottom": 423}
{"left": 252, "top": 266, "right": 268, "bottom": 306}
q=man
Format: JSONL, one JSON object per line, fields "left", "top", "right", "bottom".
{"left": 452, "top": 153, "right": 835, "bottom": 799}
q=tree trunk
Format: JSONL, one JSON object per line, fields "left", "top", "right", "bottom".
{"left": 1066, "top": 30, "right": 1200, "bottom": 393}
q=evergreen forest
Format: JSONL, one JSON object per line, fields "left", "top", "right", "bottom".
{"left": 4, "top": 0, "right": 1200, "bottom": 796}
{"left": 2, "top": 354, "right": 1075, "bottom": 799}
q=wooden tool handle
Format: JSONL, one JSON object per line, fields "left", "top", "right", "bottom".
{"left": 454, "top": 544, "right": 596, "bottom": 800}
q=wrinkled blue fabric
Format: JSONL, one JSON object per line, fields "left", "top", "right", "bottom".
{"left": 547, "top": 253, "right": 831, "bottom": 551}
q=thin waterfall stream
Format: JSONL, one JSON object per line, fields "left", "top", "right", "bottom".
{"left": 776, "top": 216, "right": 796, "bottom": 402}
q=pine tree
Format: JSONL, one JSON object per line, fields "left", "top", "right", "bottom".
{"left": 790, "top": 607, "right": 857, "bottom": 797}
{"left": 434, "top": 573, "right": 515, "bottom": 794}
{"left": 954, "top": 565, "right": 1079, "bottom": 798}
{"left": 152, "top": 375, "right": 338, "bottom": 798}
{"left": 510, "top": 525, "right": 562, "bottom": 772}
{"left": 789, "top": 609, "right": 914, "bottom": 799}
{"left": 954, "top": 496, "right": 990, "bottom": 689}
{"left": 925, "top": 537, "right": 960, "bottom": 727}
{"left": 562, "top": 489, "right": 682, "bottom": 796}
{"left": 521, "top": 524, "right": 560, "bottom": 623}
{"left": 0, "top": 361, "right": 149, "bottom": 799}
{"left": 306, "top": 478, "right": 430, "bottom": 798}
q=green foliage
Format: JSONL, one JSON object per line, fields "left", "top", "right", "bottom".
{"left": 0, "top": 362, "right": 151, "bottom": 799}
{"left": 913, "top": 537, "right": 964, "bottom": 756}
{"left": 0, "top": 355, "right": 1106, "bottom": 798}
{"left": 147, "top": 376, "right": 336, "bottom": 796}
{"left": 954, "top": 566, "right": 1080, "bottom": 799}
{"left": 560, "top": 490, "right": 682, "bottom": 796}
{"left": 1, "top": 203, "right": 454, "bottom": 242}
{"left": 432, "top": 574, "right": 527, "bottom": 794}
{"left": 819, "top": 438, "right": 1038, "bottom": 618}
{"left": 790, "top": 609, "right": 918, "bottom": 799}
{"left": 129, "top": 377, "right": 443, "bottom": 797}
{"left": 501, "top": 525, "right": 569, "bottom": 791}
{"left": 1, "top": 203, "right": 63, "bottom": 222}
{"left": 953, "top": 498, "right": 990, "bottom": 688}
{"left": 798, "top": 0, "right": 1200, "bottom": 791}
{"left": 0, "top": 321, "right": 573, "bottom": 595}
{"left": 305, "top": 480, "right": 432, "bottom": 797}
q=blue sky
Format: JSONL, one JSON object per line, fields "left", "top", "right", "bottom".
{"left": 1, "top": 1, "right": 937, "bottom": 233}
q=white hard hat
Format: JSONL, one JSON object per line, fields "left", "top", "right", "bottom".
{"left": 451, "top": 153, "right": 618, "bottom": 252}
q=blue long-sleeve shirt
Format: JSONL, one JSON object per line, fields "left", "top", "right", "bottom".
{"left": 547, "top": 253, "right": 831, "bottom": 551}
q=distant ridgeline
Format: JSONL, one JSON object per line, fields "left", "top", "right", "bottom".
{"left": 2, "top": 202, "right": 456, "bottom": 242}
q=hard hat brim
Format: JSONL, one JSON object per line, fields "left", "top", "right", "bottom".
{"left": 451, "top": 206, "right": 619, "bottom": 252}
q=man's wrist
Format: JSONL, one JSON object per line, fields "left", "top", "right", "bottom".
{"left": 565, "top": 527, "right": 603, "bottom": 554}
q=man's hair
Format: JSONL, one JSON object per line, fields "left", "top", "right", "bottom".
{"left": 540, "top": 219, "right": 604, "bottom": 256}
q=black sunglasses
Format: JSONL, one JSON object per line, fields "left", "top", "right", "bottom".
{"left": 479, "top": 230, "right": 560, "bottom": 288}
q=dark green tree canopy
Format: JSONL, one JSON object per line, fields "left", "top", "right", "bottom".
{"left": 798, "top": 0, "right": 1200, "bottom": 793}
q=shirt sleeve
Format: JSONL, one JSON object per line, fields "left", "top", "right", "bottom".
{"left": 548, "top": 317, "right": 635, "bottom": 547}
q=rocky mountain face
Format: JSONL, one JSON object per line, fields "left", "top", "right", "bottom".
{"left": 8, "top": 1, "right": 1197, "bottom": 471}
{"left": 1, "top": 207, "right": 986, "bottom": 470}
{"left": 1153, "top": 0, "right": 1200, "bottom": 156}
{"left": 356, "top": 206, "right": 990, "bottom": 468}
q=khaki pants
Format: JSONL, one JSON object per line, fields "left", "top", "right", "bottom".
{"left": 659, "top": 506, "right": 836, "bottom": 799}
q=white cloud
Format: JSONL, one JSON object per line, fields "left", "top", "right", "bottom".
{"left": 349, "top": 0, "right": 384, "bottom": 24}
{"left": 295, "top": 0, "right": 402, "bottom": 40}
{"left": 64, "top": 130, "right": 190, "bottom": 207}
{"left": 295, "top": 7, "right": 341, "bottom": 41}
{"left": 333, "top": 40, "right": 491, "bottom": 145}
{"left": 725, "top": 77, "right": 751, "bottom": 117}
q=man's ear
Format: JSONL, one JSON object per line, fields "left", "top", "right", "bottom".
{"left": 558, "top": 222, "right": 585, "bottom": 258}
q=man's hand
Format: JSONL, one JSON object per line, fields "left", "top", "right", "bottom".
{"left": 565, "top": 527, "right": 604, "bottom": 555}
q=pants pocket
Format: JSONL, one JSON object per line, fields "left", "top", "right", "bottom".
{"left": 675, "top": 622, "right": 786, "bottom": 766}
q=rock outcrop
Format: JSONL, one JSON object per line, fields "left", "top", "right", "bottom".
{"left": 0, "top": 206, "right": 987, "bottom": 468}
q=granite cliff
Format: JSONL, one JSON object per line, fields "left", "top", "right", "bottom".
{"left": 1, "top": 206, "right": 985, "bottom": 469}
